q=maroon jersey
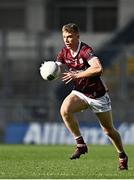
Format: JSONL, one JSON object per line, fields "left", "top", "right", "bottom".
{"left": 56, "top": 42, "right": 107, "bottom": 98}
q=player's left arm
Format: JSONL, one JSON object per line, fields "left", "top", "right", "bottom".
{"left": 62, "top": 57, "right": 103, "bottom": 84}
{"left": 77, "top": 57, "right": 103, "bottom": 78}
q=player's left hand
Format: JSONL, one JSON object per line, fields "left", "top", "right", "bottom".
{"left": 62, "top": 71, "right": 78, "bottom": 84}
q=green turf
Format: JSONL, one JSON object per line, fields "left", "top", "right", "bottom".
{"left": 0, "top": 144, "right": 133, "bottom": 179}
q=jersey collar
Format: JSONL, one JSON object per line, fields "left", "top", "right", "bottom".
{"left": 70, "top": 41, "right": 81, "bottom": 58}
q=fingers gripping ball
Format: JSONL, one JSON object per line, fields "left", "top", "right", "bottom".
{"left": 40, "top": 61, "right": 61, "bottom": 80}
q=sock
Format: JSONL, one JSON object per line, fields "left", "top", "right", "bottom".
{"left": 119, "top": 151, "right": 127, "bottom": 159}
{"left": 75, "top": 136, "right": 85, "bottom": 145}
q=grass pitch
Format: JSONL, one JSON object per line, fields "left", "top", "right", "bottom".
{"left": 0, "top": 144, "right": 133, "bottom": 179}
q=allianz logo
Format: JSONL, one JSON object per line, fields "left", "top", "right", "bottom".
{"left": 23, "top": 122, "right": 134, "bottom": 145}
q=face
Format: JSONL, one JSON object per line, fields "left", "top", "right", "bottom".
{"left": 62, "top": 31, "right": 79, "bottom": 51}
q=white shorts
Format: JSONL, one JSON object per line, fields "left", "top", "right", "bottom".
{"left": 71, "top": 90, "right": 111, "bottom": 113}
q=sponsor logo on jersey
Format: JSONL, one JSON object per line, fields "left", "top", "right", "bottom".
{"left": 66, "top": 59, "right": 71, "bottom": 64}
{"left": 79, "top": 58, "right": 84, "bottom": 64}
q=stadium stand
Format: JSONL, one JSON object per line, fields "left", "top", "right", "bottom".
{"left": 97, "top": 19, "right": 134, "bottom": 67}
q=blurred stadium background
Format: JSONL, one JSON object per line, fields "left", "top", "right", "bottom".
{"left": 0, "top": 0, "right": 134, "bottom": 144}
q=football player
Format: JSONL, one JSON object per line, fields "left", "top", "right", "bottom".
{"left": 56, "top": 23, "right": 128, "bottom": 170}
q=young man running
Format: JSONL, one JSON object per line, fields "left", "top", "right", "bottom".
{"left": 56, "top": 23, "right": 128, "bottom": 170}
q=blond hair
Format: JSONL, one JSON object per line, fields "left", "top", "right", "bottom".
{"left": 62, "top": 23, "right": 80, "bottom": 34}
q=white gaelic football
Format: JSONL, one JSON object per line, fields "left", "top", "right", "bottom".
{"left": 40, "top": 61, "right": 61, "bottom": 80}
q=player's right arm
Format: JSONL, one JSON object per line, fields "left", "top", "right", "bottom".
{"left": 55, "top": 48, "right": 66, "bottom": 74}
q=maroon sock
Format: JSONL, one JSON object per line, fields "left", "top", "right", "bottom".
{"left": 119, "top": 151, "right": 127, "bottom": 159}
{"left": 75, "top": 136, "right": 85, "bottom": 144}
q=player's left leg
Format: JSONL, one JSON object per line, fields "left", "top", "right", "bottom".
{"left": 96, "top": 110, "right": 128, "bottom": 170}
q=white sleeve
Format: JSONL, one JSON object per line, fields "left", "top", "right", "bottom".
{"left": 56, "top": 61, "right": 63, "bottom": 66}
{"left": 88, "top": 56, "right": 98, "bottom": 65}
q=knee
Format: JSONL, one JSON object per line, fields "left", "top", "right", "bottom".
{"left": 102, "top": 127, "right": 115, "bottom": 137}
{"left": 60, "top": 104, "right": 71, "bottom": 118}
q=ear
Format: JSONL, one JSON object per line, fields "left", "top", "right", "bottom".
{"left": 77, "top": 33, "right": 80, "bottom": 39}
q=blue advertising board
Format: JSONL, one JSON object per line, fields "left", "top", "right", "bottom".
{"left": 4, "top": 122, "right": 134, "bottom": 144}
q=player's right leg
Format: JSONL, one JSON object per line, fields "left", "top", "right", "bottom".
{"left": 60, "top": 93, "right": 88, "bottom": 159}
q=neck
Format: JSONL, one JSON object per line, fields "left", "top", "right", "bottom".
{"left": 71, "top": 41, "right": 80, "bottom": 52}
